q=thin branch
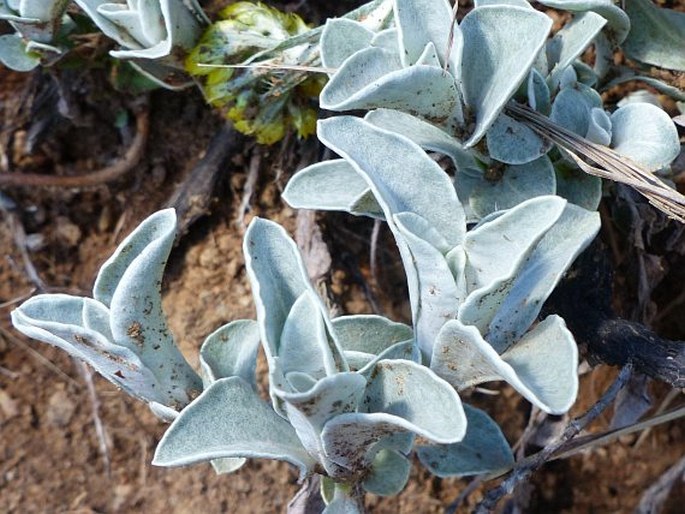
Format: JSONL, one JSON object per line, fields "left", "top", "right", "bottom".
{"left": 75, "top": 360, "right": 111, "bottom": 476}
{"left": 474, "top": 364, "right": 633, "bottom": 513}
{"left": 0, "top": 106, "right": 149, "bottom": 188}
{"left": 0, "top": 325, "right": 80, "bottom": 387}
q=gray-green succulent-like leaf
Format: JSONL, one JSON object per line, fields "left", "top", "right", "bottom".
{"left": 320, "top": 46, "right": 460, "bottom": 121}
{"left": 546, "top": 11, "right": 607, "bottom": 89}
{"left": 486, "top": 113, "right": 551, "bottom": 165}
{"left": 74, "top": 0, "right": 206, "bottom": 87}
{"left": 362, "top": 449, "right": 411, "bottom": 496}
{"left": 364, "top": 109, "right": 479, "bottom": 172}
{"left": 243, "top": 217, "right": 343, "bottom": 369}
{"left": 393, "top": 213, "right": 463, "bottom": 356}
{"left": 457, "top": 156, "right": 557, "bottom": 219}
{"left": 152, "top": 377, "right": 316, "bottom": 479}
{"left": 417, "top": 404, "right": 514, "bottom": 477}
{"left": 555, "top": 166, "right": 603, "bottom": 211}
{"left": 12, "top": 295, "right": 165, "bottom": 404}
{"left": 332, "top": 315, "right": 415, "bottom": 370}
{"left": 432, "top": 316, "right": 578, "bottom": 414}
{"left": 536, "top": 0, "right": 630, "bottom": 44}
{"left": 12, "top": 209, "right": 201, "bottom": 411}
{"left": 321, "top": 360, "right": 466, "bottom": 472}
{"left": 317, "top": 116, "right": 465, "bottom": 247}
{"left": 320, "top": 18, "right": 374, "bottom": 69}
{"left": 279, "top": 372, "right": 367, "bottom": 476}
{"left": 527, "top": 68, "right": 551, "bottom": 114}
{"left": 0, "top": 0, "right": 69, "bottom": 42}
{"left": 199, "top": 319, "right": 260, "bottom": 388}
{"left": 462, "top": 195, "right": 567, "bottom": 296}
{"left": 460, "top": 5, "right": 552, "bottom": 146}
{"left": 282, "top": 159, "right": 383, "bottom": 219}
{"left": 0, "top": 33, "right": 40, "bottom": 71}
{"left": 280, "top": 291, "right": 339, "bottom": 380}
{"left": 481, "top": 203, "right": 601, "bottom": 351}
{"left": 622, "top": 0, "right": 685, "bottom": 72}
{"left": 609, "top": 102, "right": 681, "bottom": 171}
{"left": 393, "top": 0, "right": 459, "bottom": 70}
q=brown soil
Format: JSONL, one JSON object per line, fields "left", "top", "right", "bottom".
{"left": 1, "top": 8, "right": 684, "bottom": 514}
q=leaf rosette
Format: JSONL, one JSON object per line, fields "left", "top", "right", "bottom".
{"left": 11, "top": 209, "right": 202, "bottom": 416}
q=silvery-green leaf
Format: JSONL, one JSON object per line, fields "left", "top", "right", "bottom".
{"left": 279, "top": 373, "right": 367, "bottom": 427}
{"left": 102, "top": 209, "right": 200, "bottom": 406}
{"left": 317, "top": 116, "right": 465, "bottom": 246}
{"left": 362, "top": 449, "right": 411, "bottom": 496}
{"left": 94, "top": 209, "right": 176, "bottom": 306}
{"left": 526, "top": 68, "right": 552, "bottom": 115}
{"left": 370, "top": 28, "right": 399, "bottom": 51}
{"left": 610, "top": 103, "right": 680, "bottom": 171}
{"left": 282, "top": 159, "right": 382, "bottom": 218}
{"left": 485, "top": 203, "right": 600, "bottom": 350}
{"left": 0, "top": 0, "right": 69, "bottom": 42}
{"left": 559, "top": 65, "right": 579, "bottom": 89}
{"left": 463, "top": 156, "right": 557, "bottom": 219}
{"left": 415, "top": 41, "right": 441, "bottom": 67}
{"left": 332, "top": 315, "right": 413, "bottom": 356}
{"left": 320, "top": 47, "right": 460, "bottom": 121}
{"left": 463, "top": 195, "right": 566, "bottom": 294}
{"left": 320, "top": 18, "right": 374, "bottom": 69}
{"left": 279, "top": 372, "right": 367, "bottom": 475}
{"left": 555, "top": 166, "right": 603, "bottom": 210}
{"left": 536, "top": 0, "right": 630, "bottom": 44}
{"left": 546, "top": 12, "right": 607, "bottom": 89}
{"left": 486, "top": 113, "right": 551, "bottom": 165}
{"left": 0, "top": 34, "right": 40, "bottom": 71}
{"left": 623, "top": 0, "right": 685, "bottom": 72}
{"left": 243, "top": 217, "right": 317, "bottom": 358}
{"left": 280, "top": 291, "right": 339, "bottom": 379}
{"left": 417, "top": 404, "right": 514, "bottom": 477}
{"left": 152, "top": 377, "right": 315, "bottom": 479}
{"left": 76, "top": 0, "right": 203, "bottom": 61}
{"left": 573, "top": 60, "right": 598, "bottom": 86}
{"left": 11, "top": 295, "right": 165, "bottom": 405}
{"left": 393, "top": 0, "right": 458, "bottom": 69}
{"left": 321, "top": 360, "right": 466, "bottom": 473}
{"left": 585, "top": 107, "right": 612, "bottom": 145}
{"left": 363, "top": 360, "right": 466, "bottom": 442}
{"left": 286, "top": 371, "right": 318, "bottom": 392}
{"left": 199, "top": 319, "right": 260, "bottom": 387}
{"left": 550, "top": 86, "right": 596, "bottom": 136}
{"left": 364, "top": 109, "right": 478, "bottom": 172}
{"left": 75, "top": 0, "right": 143, "bottom": 50}
{"left": 432, "top": 318, "right": 578, "bottom": 414}
{"left": 356, "top": 340, "right": 419, "bottom": 376}
{"left": 460, "top": 6, "right": 552, "bottom": 146}
{"left": 500, "top": 315, "right": 579, "bottom": 413}
{"left": 394, "top": 213, "right": 462, "bottom": 356}
{"left": 210, "top": 457, "right": 246, "bottom": 475}
{"left": 149, "top": 401, "right": 180, "bottom": 422}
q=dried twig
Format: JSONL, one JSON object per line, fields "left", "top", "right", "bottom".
{"left": 0, "top": 325, "right": 79, "bottom": 387}
{"left": 165, "top": 123, "right": 240, "bottom": 236}
{"left": 506, "top": 103, "right": 685, "bottom": 222}
{"left": 75, "top": 360, "right": 111, "bottom": 476}
{"left": 474, "top": 364, "right": 633, "bottom": 514}
{"left": 0, "top": 106, "right": 149, "bottom": 188}
{"left": 237, "top": 151, "right": 260, "bottom": 230}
